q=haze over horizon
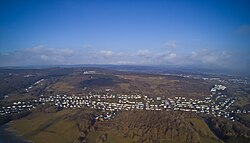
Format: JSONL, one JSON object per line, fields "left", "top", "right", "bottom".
{"left": 0, "top": 0, "right": 250, "bottom": 73}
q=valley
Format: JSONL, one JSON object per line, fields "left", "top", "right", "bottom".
{"left": 0, "top": 67, "right": 250, "bottom": 143}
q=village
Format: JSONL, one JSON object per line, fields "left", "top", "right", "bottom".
{"left": 0, "top": 84, "right": 249, "bottom": 122}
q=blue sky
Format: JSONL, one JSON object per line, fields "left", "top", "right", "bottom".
{"left": 0, "top": 0, "right": 250, "bottom": 72}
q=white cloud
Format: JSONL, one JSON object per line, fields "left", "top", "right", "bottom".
{"left": 137, "top": 50, "right": 152, "bottom": 58}
{"left": 164, "top": 40, "right": 177, "bottom": 48}
{"left": 0, "top": 45, "right": 75, "bottom": 66}
{"left": 202, "top": 55, "right": 217, "bottom": 63}
{"left": 23, "top": 45, "right": 74, "bottom": 57}
{"left": 169, "top": 53, "right": 177, "bottom": 58}
{"left": 60, "top": 48, "right": 74, "bottom": 57}
{"left": 188, "top": 49, "right": 234, "bottom": 68}
{"left": 40, "top": 55, "right": 50, "bottom": 61}
{"left": 158, "top": 51, "right": 177, "bottom": 61}
{"left": 110, "top": 60, "right": 135, "bottom": 65}
{"left": 100, "top": 50, "right": 114, "bottom": 58}
{"left": 191, "top": 51, "right": 198, "bottom": 58}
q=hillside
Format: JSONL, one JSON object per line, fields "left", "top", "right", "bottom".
{"left": 89, "top": 111, "right": 221, "bottom": 143}
{"left": 8, "top": 109, "right": 225, "bottom": 143}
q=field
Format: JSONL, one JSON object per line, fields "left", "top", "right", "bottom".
{"left": 8, "top": 109, "right": 80, "bottom": 143}
{"left": 117, "top": 74, "right": 210, "bottom": 98}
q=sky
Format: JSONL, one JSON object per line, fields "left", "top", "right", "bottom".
{"left": 0, "top": 0, "right": 250, "bottom": 73}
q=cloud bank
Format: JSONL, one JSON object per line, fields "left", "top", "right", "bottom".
{"left": 0, "top": 45, "right": 74, "bottom": 66}
{"left": 0, "top": 45, "right": 249, "bottom": 74}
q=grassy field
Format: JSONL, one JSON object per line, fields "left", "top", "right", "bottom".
{"left": 51, "top": 82, "right": 75, "bottom": 93}
{"left": 234, "top": 96, "right": 250, "bottom": 107}
{"left": 117, "top": 74, "right": 210, "bottom": 98}
{"left": 87, "top": 128, "right": 133, "bottom": 143}
{"left": 8, "top": 109, "right": 80, "bottom": 143}
{"left": 187, "top": 118, "right": 221, "bottom": 143}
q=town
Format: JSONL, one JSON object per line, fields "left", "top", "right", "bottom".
{"left": 1, "top": 84, "right": 249, "bottom": 122}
